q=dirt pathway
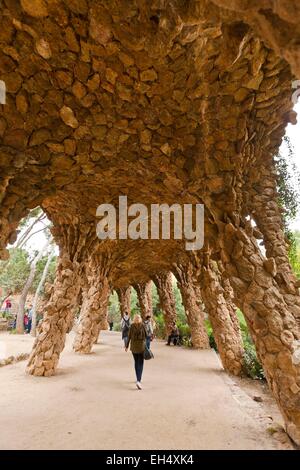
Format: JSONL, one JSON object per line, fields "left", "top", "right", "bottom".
{"left": 0, "top": 331, "right": 293, "bottom": 450}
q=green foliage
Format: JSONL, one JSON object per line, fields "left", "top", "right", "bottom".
{"left": 177, "top": 321, "right": 191, "bottom": 347}
{"left": 32, "top": 255, "right": 57, "bottom": 293}
{"left": 153, "top": 279, "right": 190, "bottom": 343}
{"left": 0, "top": 248, "right": 30, "bottom": 295}
{"left": 205, "top": 310, "right": 265, "bottom": 380}
{"left": 173, "top": 283, "right": 187, "bottom": 323}
{"left": 107, "top": 291, "right": 121, "bottom": 330}
{"left": 242, "top": 343, "right": 265, "bottom": 380}
{"left": 153, "top": 314, "right": 191, "bottom": 346}
{"left": 275, "top": 136, "right": 300, "bottom": 228}
{"left": 275, "top": 137, "right": 300, "bottom": 278}
{"left": 0, "top": 248, "right": 57, "bottom": 299}
{"left": 289, "top": 230, "right": 300, "bottom": 279}
{"left": 237, "top": 309, "right": 265, "bottom": 380}
{"left": 204, "top": 319, "right": 217, "bottom": 350}
{"left": 153, "top": 312, "right": 166, "bottom": 338}
{"left": 107, "top": 289, "right": 141, "bottom": 331}
{"left": 130, "top": 288, "right": 139, "bottom": 315}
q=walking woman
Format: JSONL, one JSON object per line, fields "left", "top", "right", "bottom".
{"left": 125, "top": 314, "right": 146, "bottom": 390}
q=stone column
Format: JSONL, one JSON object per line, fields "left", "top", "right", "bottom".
{"left": 219, "top": 221, "right": 300, "bottom": 444}
{"left": 93, "top": 303, "right": 109, "bottom": 344}
{"left": 153, "top": 272, "right": 177, "bottom": 336}
{"left": 219, "top": 266, "right": 244, "bottom": 345}
{"left": 173, "top": 263, "right": 209, "bottom": 349}
{"left": 250, "top": 170, "right": 300, "bottom": 318}
{"left": 26, "top": 253, "right": 81, "bottom": 377}
{"left": 198, "top": 262, "right": 244, "bottom": 375}
{"left": 66, "top": 289, "right": 82, "bottom": 334}
{"left": 73, "top": 272, "right": 110, "bottom": 354}
{"left": 116, "top": 286, "right": 131, "bottom": 317}
{"left": 133, "top": 281, "right": 153, "bottom": 320}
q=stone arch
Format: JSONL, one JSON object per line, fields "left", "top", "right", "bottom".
{"left": 0, "top": 0, "right": 299, "bottom": 444}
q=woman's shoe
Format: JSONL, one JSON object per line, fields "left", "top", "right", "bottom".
{"left": 136, "top": 382, "right": 142, "bottom": 390}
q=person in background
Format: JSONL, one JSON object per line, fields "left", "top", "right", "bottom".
{"left": 27, "top": 304, "right": 33, "bottom": 334}
{"left": 2, "top": 298, "right": 12, "bottom": 317}
{"left": 107, "top": 312, "right": 114, "bottom": 331}
{"left": 143, "top": 315, "right": 153, "bottom": 350}
{"left": 24, "top": 311, "right": 29, "bottom": 333}
{"left": 5, "top": 298, "right": 12, "bottom": 315}
{"left": 121, "top": 311, "right": 131, "bottom": 347}
{"left": 125, "top": 314, "right": 146, "bottom": 390}
{"left": 167, "top": 325, "right": 180, "bottom": 346}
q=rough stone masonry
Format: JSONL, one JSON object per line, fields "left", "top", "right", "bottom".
{"left": 1, "top": 0, "right": 300, "bottom": 445}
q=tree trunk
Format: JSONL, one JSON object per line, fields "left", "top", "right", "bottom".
{"left": 31, "top": 248, "right": 54, "bottom": 337}
{"left": 16, "top": 212, "right": 45, "bottom": 249}
{"left": 16, "top": 240, "right": 50, "bottom": 334}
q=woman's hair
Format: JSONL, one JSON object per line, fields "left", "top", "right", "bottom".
{"left": 133, "top": 314, "right": 142, "bottom": 324}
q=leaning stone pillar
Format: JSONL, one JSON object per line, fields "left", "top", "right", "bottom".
{"left": 116, "top": 286, "right": 131, "bottom": 317}
{"left": 134, "top": 281, "right": 153, "bottom": 320}
{"left": 93, "top": 304, "right": 109, "bottom": 344}
{"left": 26, "top": 253, "right": 81, "bottom": 377}
{"left": 73, "top": 271, "right": 110, "bottom": 354}
{"left": 218, "top": 265, "right": 244, "bottom": 345}
{"left": 197, "top": 261, "right": 244, "bottom": 375}
{"left": 251, "top": 167, "right": 299, "bottom": 292}
{"left": 153, "top": 272, "right": 177, "bottom": 336}
{"left": 250, "top": 172, "right": 300, "bottom": 324}
{"left": 220, "top": 221, "right": 300, "bottom": 444}
{"left": 173, "top": 263, "right": 209, "bottom": 349}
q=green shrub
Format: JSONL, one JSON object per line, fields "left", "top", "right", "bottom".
{"left": 204, "top": 319, "right": 217, "bottom": 351}
{"left": 242, "top": 342, "right": 265, "bottom": 380}
{"left": 236, "top": 310, "right": 265, "bottom": 379}
{"left": 205, "top": 313, "right": 265, "bottom": 380}
{"left": 153, "top": 312, "right": 166, "bottom": 339}
{"left": 177, "top": 321, "right": 191, "bottom": 347}
{"left": 113, "top": 322, "right": 121, "bottom": 332}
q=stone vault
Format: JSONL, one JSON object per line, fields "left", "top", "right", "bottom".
{"left": 1, "top": 0, "right": 300, "bottom": 444}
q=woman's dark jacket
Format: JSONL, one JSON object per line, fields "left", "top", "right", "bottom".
{"left": 127, "top": 323, "right": 146, "bottom": 353}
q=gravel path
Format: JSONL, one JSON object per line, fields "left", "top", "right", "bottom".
{"left": 0, "top": 331, "right": 290, "bottom": 450}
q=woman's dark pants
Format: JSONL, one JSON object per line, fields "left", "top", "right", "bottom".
{"left": 132, "top": 353, "right": 144, "bottom": 382}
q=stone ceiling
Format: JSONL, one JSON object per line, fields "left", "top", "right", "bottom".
{"left": 0, "top": 0, "right": 299, "bottom": 286}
